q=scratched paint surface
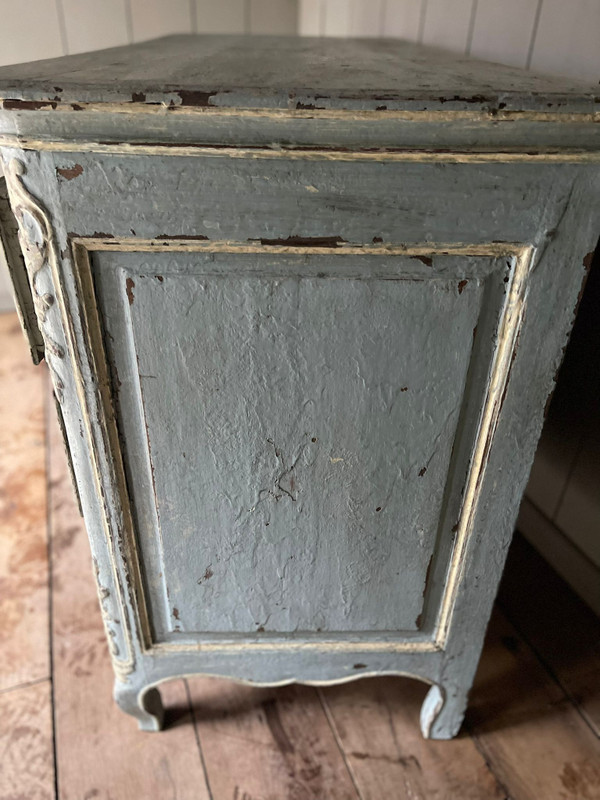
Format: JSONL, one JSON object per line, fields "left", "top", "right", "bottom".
{"left": 93, "top": 250, "right": 491, "bottom": 637}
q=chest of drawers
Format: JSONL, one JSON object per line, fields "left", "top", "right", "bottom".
{"left": 0, "top": 35, "right": 597, "bottom": 739}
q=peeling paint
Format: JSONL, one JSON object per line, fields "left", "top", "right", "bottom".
{"left": 254, "top": 235, "right": 347, "bottom": 248}
{"left": 56, "top": 163, "right": 83, "bottom": 181}
{"left": 411, "top": 255, "right": 433, "bottom": 267}
{"left": 125, "top": 277, "right": 135, "bottom": 305}
{"left": 177, "top": 89, "right": 218, "bottom": 107}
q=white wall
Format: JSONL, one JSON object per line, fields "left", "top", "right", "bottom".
{"left": 0, "top": 0, "right": 298, "bottom": 68}
{"left": 298, "top": 0, "right": 600, "bottom": 82}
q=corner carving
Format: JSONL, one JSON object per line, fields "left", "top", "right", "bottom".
{"left": 5, "top": 159, "right": 136, "bottom": 681}
{"left": 4, "top": 158, "right": 66, "bottom": 402}
{"left": 93, "top": 557, "right": 134, "bottom": 681}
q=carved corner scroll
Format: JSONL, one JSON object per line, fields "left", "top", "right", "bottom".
{"left": 4, "top": 158, "right": 67, "bottom": 401}
{"left": 4, "top": 158, "right": 136, "bottom": 682}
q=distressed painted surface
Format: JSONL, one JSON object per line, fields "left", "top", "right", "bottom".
{"left": 51, "top": 153, "right": 577, "bottom": 245}
{"left": 0, "top": 35, "right": 598, "bottom": 738}
{"left": 93, "top": 250, "right": 496, "bottom": 637}
{"left": 0, "top": 34, "right": 598, "bottom": 112}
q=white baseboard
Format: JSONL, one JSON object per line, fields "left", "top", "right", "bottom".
{"left": 518, "top": 496, "right": 600, "bottom": 617}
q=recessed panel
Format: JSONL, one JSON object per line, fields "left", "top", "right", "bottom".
{"left": 93, "top": 249, "right": 506, "bottom": 641}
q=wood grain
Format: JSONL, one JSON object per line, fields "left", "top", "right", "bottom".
{"left": 0, "top": 313, "right": 49, "bottom": 691}
{"left": 47, "top": 384, "right": 212, "bottom": 800}
{"left": 499, "top": 533, "right": 600, "bottom": 736}
{"left": 0, "top": 679, "right": 55, "bottom": 800}
{"left": 187, "top": 678, "right": 360, "bottom": 799}
{"left": 468, "top": 607, "right": 600, "bottom": 800}
{"left": 320, "top": 677, "right": 505, "bottom": 799}
{"left": 194, "top": 0, "right": 246, "bottom": 34}
{"left": 250, "top": 0, "right": 298, "bottom": 35}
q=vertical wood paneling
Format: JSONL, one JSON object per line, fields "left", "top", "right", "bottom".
{"left": 250, "top": 0, "right": 298, "bottom": 34}
{"left": 530, "top": 0, "right": 600, "bottom": 81}
{"left": 469, "top": 0, "right": 539, "bottom": 68}
{"left": 323, "top": 0, "right": 353, "bottom": 37}
{"left": 381, "top": 0, "right": 423, "bottom": 40}
{"left": 0, "top": 0, "right": 64, "bottom": 67}
{"left": 422, "top": 0, "right": 474, "bottom": 52}
{"left": 351, "top": 0, "right": 385, "bottom": 37}
{"left": 298, "top": 0, "right": 321, "bottom": 35}
{"left": 130, "top": 0, "right": 192, "bottom": 42}
{"left": 194, "top": 0, "right": 246, "bottom": 33}
{"left": 61, "top": 0, "right": 131, "bottom": 54}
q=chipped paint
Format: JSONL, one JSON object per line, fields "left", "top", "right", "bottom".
{"left": 125, "top": 277, "right": 135, "bottom": 305}
{"left": 56, "top": 163, "right": 83, "bottom": 181}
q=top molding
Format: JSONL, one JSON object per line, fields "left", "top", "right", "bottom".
{"left": 0, "top": 36, "right": 598, "bottom": 155}
{"left": 0, "top": 34, "right": 598, "bottom": 115}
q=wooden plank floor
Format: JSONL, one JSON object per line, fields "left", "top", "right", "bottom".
{"left": 1, "top": 310, "right": 599, "bottom": 800}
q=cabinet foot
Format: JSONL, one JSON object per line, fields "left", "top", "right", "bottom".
{"left": 420, "top": 683, "right": 467, "bottom": 740}
{"left": 114, "top": 681, "right": 164, "bottom": 732}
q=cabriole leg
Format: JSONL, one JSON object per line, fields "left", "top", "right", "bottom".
{"left": 419, "top": 682, "right": 468, "bottom": 740}
{"left": 114, "top": 680, "right": 164, "bottom": 732}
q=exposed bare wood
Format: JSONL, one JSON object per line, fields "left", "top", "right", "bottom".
{"left": 187, "top": 678, "right": 360, "bottom": 799}
{"left": 0, "top": 312, "right": 49, "bottom": 691}
{"left": 3, "top": 137, "right": 600, "bottom": 162}
{"left": 0, "top": 679, "right": 55, "bottom": 800}
{"left": 319, "top": 676, "right": 506, "bottom": 799}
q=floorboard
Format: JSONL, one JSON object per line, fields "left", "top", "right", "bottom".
{"left": 467, "top": 608, "right": 600, "bottom": 800}
{"left": 187, "top": 678, "right": 360, "bottom": 799}
{"left": 0, "top": 313, "right": 49, "bottom": 691}
{"left": 320, "top": 676, "right": 507, "bottom": 800}
{"left": 0, "top": 679, "right": 55, "bottom": 800}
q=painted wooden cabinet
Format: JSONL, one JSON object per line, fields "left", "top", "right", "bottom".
{"left": 0, "top": 35, "right": 597, "bottom": 739}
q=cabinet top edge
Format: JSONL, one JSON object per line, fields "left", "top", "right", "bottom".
{"left": 0, "top": 34, "right": 598, "bottom": 116}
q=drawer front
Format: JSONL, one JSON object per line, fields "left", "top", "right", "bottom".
{"left": 21, "top": 148, "right": 596, "bottom": 652}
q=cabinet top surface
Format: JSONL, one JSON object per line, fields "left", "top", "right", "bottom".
{"left": 0, "top": 34, "right": 597, "bottom": 114}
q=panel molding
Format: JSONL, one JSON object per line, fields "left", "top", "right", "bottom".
{"left": 69, "top": 235, "right": 533, "bottom": 656}
{"left": 2, "top": 135, "right": 599, "bottom": 163}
